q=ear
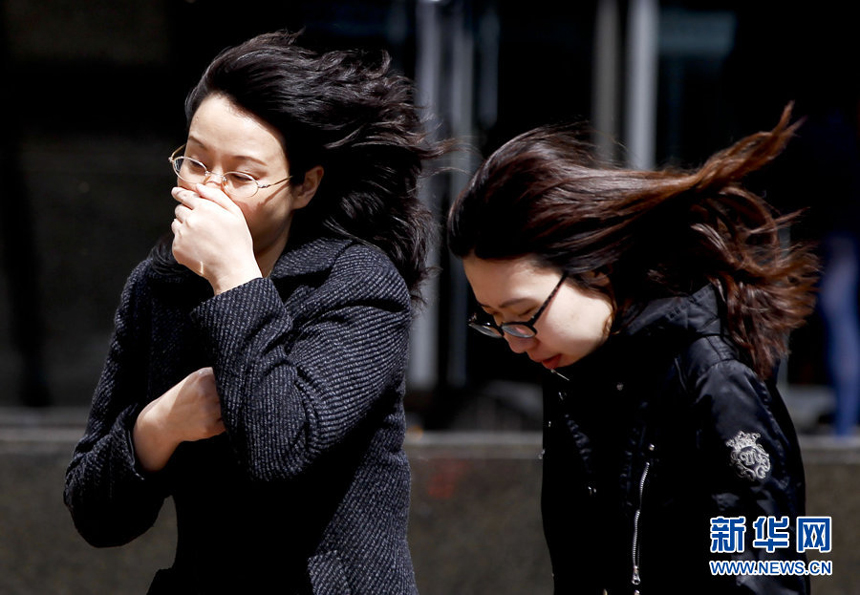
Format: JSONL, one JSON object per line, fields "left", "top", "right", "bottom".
{"left": 584, "top": 266, "right": 614, "bottom": 290}
{"left": 292, "top": 166, "right": 324, "bottom": 210}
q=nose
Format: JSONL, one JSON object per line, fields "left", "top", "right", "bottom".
{"left": 503, "top": 334, "right": 533, "bottom": 354}
{"left": 202, "top": 170, "right": 227, "bottom": 188}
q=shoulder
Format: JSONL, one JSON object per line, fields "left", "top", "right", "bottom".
{"left": 673, "top": 335, "right": 782, "bottom": 436}
{"left": 110, "top": 256, "right": 214, "bottom": 334}
{"left": 115, "top": 258, "right": 158, "bottom": 307}
{"left": 675, "top": 334, "right": 760, "bottom": 391}
{"left": 276, "top": 237, "right": 409, "bottom": 305}
{"left": 329, "top": 239, "right": 401, "bottom": 274}
{"left": 334, "top": 242, "right": 406, "bottom": 290}
{"left": 658, "top": 333, "right": 785, "bottom": 433}
{"left": 667, "top": 334, "right": 800, "bottom": 472}
{"left": 124, "top": 254, "right": 210, "bottom": 301}
{"left": 325, "top": 243, "right": 411, "bottom": 316}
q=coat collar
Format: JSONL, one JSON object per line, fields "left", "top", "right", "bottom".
{"left": 619, "top": 284, "right": 724, "bottom": 343}
{"left": 269, "top": 236, "right": 354, "bottom": 280}
{"left": 560, "top": 284, "right": 726, "bottom": 380}
{"left": 146, "top": 235, "right": 355, "bottom": 287}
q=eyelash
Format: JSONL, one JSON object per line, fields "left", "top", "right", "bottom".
{"left": 187, "top": 153, "right": 258, "bottom": 177}
{"left": 485, "top": 308, "right": 534, "bottom": 323}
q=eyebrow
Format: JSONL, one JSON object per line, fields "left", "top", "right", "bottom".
{"left": 477, "top": 296, "right": 532, "bottom": 311}
{"left": 186, "top": 136, "right": 269, "bottom": 169}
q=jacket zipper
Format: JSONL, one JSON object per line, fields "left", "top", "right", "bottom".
{"left": 631, "top": 445, "right": 654, "bottom": 594}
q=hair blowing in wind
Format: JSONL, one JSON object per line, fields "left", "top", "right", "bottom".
{"left": 157, "top": 31, "right": 446, "bottom": 304}
{"left": 448, "top": 105, "right": 819, "bottom": 377}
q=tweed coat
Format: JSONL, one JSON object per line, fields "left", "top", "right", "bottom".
{"left": 64, "top": 236, "right": 419, "bottom": 594}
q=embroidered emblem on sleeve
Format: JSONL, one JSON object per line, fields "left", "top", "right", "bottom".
{"left": 726, "top": 431, "right": 771, "bottom": 481}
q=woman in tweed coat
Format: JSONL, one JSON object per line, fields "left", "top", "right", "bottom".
{"left": 64, "top": 31, "right": 441, "bottom": 594}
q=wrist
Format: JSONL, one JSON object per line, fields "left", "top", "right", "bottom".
{"left": 210, "top": 265, "right": 263, "bottom": 295}
{"left": 133, "top": 398, "right": 181, "bottom": 473}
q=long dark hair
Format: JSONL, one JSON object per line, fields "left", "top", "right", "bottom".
{"left": 154, "top": 30, "right": 444, "bottom": 303}
{"left": 447, "top": 106, "right": 818, "bottom": 377}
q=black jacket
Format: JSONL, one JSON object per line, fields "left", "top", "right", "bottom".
{"left": 542, "top": 285, "right": 809, "bottom": 594}
{"left": 64, "top": 237, "right": 419, "bottom": 594}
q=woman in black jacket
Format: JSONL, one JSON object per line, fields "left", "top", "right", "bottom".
{"left": 64, "top": 31, "right": 443, "bottom": 594}
{"left": 447, "top": 107, "right": 819, "bottom": 594}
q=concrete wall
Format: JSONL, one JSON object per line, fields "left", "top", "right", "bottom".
{"left": 0, "top": 409, "right": 856, "bottom": 595}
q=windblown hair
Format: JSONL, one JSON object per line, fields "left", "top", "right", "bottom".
{"left": 155, "top": 30, "right": 444, "bottom": 303}
{"left": 447, "top": 106, "right": 819, "bottom": 377}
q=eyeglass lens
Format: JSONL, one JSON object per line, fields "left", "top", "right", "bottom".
{"left": 468, "top": 318, "right": 536, "bottom": 339}
{"left": 173, "top": 157, "right": 258, "bottom": 198}
{"left": 468, "top": 273, "right": 568, "bottom": 339}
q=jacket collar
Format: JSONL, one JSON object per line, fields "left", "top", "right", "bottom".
{"left": 557, "top": 284, "right": 727, "bottom": 385}
{"left": 269, "top": 236, "right": 354, "bottom": 280}
{"left": 619, "top": 284, "right": 724, "bottom": 343}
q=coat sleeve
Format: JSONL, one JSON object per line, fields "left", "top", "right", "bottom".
{"left": 63, "top": 264, "right": 170, "bottom": 547}
{"left": 190, "top": 246, "right": 411, "bottom": 483}
{"left": 686, "top": 339, "right": 810, "bottom": 595}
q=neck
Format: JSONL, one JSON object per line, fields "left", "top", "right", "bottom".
{"left": 255, "top": 233, "right": 290, "bottom": 277}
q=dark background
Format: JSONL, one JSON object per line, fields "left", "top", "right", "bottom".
{"left": 1, "top": 0, "right": 856, "bottom": 433}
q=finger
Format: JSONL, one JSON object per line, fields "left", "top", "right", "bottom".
{"left": 171, "top": 217, "right": 181, "bottom": 235}
{"left": 195, "top": 183, "right": 244, "bottom": 216}
{"left": 174, "top": 204, "right": 192, "bottom": 223}
{"left": 172, "top": 186, "right": 202, "bottom": 208}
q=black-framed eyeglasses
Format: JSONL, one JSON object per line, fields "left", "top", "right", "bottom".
{"left": 468, "top": 273, "right": 569, "bottom": 339}
{"left": 168, "top": 145, "right": 291, "bottom": 200}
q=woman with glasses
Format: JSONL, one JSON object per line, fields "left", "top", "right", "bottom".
{"left": 447, "top": 107, "right": 817, "bottom": 594}
{"left": 65, "top": 31, "right": 443, "bottom": 594}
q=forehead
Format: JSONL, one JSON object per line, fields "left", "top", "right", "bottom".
{"left": 188, "top": 95, "right": 285, "bottom": 160}
{"left": 462, "top": 255, "right": 558, "bottom": 307}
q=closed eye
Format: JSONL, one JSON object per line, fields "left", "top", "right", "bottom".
{"left": 482, "top": 307, "right": 535, "bottom": 324}
{"left": 225, "top": 172, "right": 256, "bottom": 183}
{"left": 517, "top": 307, "right": 537, "bottom": 319}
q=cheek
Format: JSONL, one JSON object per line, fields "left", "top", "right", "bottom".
{"left": 546, "top": 310, "right": 609, "bottom": 358}
{"left": 238, "top": 193, "right": 295, "bottom": 231}
{"left": 541, "top": 327, "right": 574, "bottom": 352}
